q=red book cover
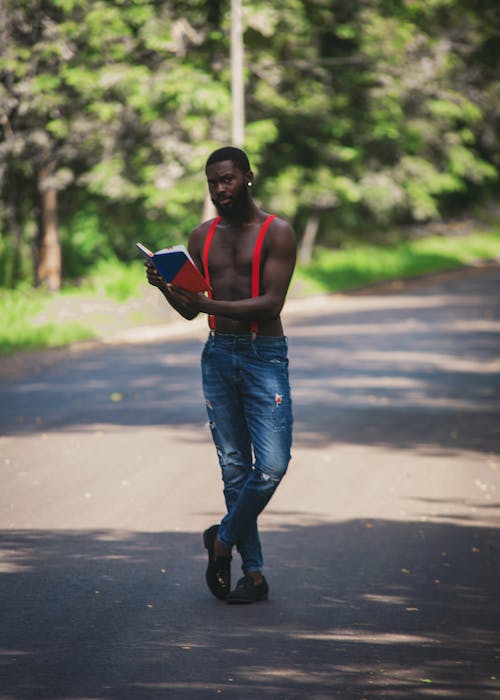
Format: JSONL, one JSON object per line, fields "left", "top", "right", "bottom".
{"left": 136, "top": 243, "right": 210, "bottom": 293}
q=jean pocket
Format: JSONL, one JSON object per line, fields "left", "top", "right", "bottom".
{"left": 252, "top": 344, "right": 288, "bottom": 366}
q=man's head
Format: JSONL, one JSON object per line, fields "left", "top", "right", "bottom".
{"left": 205, "top": 146, "right": 254, "bottom": 217}
{"left": 205, "top": 146, "right": 251, "bottom": 175}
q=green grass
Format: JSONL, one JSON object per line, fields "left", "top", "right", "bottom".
{"left": 0, "top": 289, "right": 96, "bottom": 356}
{"left": 0, "top": 259, "right": 150, "bottom": 357}
{"left": 294, "top": 227, "right": 500, "bottom": 294}
{"left": 80, "top": 258, "right": 147, "bottom": 302}
{"left": 1, "top": 227, "right": 499, "bottom": 356}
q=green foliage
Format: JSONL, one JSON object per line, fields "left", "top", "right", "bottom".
{"left": 0, "top": 289, "right": 94, "bottom": 355}
{"left": 60, "top": 202, "right": 112, "bottom": 278}
{"left": 1, "top": 227, "right": 499, "bottom": 356}
{"left": 297, "top": 228, "right": 500, "bottom": 293}
{"left": 81, "top": 258, "right": 146, "bottom": 302}
{"left": 256, "top": 0, "right": 499, "bottom": 238}
{"left": 0, "top": 0, "right": 499, "bottom": 290}
{"left": 59, "top": 199, "right": 192, "bottom": 280}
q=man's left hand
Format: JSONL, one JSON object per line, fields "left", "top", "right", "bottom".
{"left": 167, "top": 285, "right": 208, "bottom": 312}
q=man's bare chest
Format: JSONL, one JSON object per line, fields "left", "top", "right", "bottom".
{"left": 208, "top": 227, "right": 264, "bottom": 279}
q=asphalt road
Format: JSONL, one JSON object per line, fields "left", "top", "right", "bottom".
{"left": 1, "top": 266, "right": 500, "bottom": 700}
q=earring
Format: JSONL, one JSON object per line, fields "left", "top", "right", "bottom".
{"left": 248, "top": 182, "right": 252, "bottom": 186}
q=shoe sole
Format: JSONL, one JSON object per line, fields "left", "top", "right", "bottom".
{"left": 203, "top": 526, "right": 231, "bottom": 601}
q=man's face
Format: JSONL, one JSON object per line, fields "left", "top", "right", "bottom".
{"left": 206, "top": 161, "right": 250, "bottom": 216}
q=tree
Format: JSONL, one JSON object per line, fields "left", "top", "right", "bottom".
{"left": 1, "top": 1, "right": 102, "bottom": 289}
{"left": 244, "top": 0, "right": 498, "bottom": 251}
{"left": 0, "top": 0, "right": 498, "bottom": 288}
{"left": 0, "top": 0, "right": 233, "bottom": 286}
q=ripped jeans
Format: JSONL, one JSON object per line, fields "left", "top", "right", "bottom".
{"left": 201, "top": 332, "right": 293, "bottom": 573}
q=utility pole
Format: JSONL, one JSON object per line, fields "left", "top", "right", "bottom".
{"left": 231, "top": 0, "right": 244, "bottom": 147}
{"left": 203, "top": 0, "right": 245, "bottom": 220}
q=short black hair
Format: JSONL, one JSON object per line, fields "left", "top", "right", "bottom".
{"left": 205, "top": 146, "right": 251, "bottom": 174}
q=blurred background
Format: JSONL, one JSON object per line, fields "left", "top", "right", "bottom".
{"left": 1, "top": 0, "right": 499, "bottom": 353}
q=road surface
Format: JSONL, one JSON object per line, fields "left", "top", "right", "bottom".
{"left": 1, "top": 265, "right": 499, "bottom": 699}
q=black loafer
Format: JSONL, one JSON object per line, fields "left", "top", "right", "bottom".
{"left": 203, "top": 524, "right": 232, "bottom": 600}
{"left": 226, "top": 574, "right": 269, "bottom": 604}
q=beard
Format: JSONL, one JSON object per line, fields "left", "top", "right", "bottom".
{"left": 213, "top": 182, "right": 249, "bottom": 217}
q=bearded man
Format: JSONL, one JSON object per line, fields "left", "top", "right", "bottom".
{"left": 146, "top": 147, "right": 297, "bottom": 603}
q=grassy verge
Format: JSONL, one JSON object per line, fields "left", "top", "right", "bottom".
{"left": 294, "top": 227, "right": 500, "bottom": 294}
{"left": 0, "top": 260, "right": 148, "bottom": 357}
{"left": 0, "top": 289, "right": 96, "bottom": 356}
{"left": 1, "top": 227, "right": 499, "bottom": 356}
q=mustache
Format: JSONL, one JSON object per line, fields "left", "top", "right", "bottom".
{"left": 212, "top": 186, "right": 249, "bottom": 213}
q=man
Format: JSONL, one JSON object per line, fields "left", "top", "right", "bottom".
{"left": 145, "top": 146, "right": 296, "bottom": 603}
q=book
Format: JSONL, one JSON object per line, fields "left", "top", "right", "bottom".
{"left": 136, "top": 242, "right": 210, "bottom": 293}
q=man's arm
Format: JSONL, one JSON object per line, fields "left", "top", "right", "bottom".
{"left": 167, "top": 218, "right": 297, "bottom": 321}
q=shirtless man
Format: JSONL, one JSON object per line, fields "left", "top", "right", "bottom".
{"left": 146, "top": 146, "right": 297, "bottom": 603}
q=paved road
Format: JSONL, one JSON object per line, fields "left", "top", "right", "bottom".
{"left": 1, "top": 266, "right": 499, "bottom": 700}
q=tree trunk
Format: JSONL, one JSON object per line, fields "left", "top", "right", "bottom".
{"left": 3, "top": 169, "right": 23, "bottom": 287}
{"left": 298, "top": 213, "right": 320, "bottom": 265}
{"left": 36, "top": 161, "right": 62, "bottom": 291}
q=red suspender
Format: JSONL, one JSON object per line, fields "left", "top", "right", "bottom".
{"left": 202, "top": 217, "right": 220, "bottom": 330}
{"left": 202, "top": 214, "right": 276, "bottom": 334}
{"left": 250, "top": 214, "right": 276, "bottom": 334}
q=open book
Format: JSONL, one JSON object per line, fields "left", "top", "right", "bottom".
{"left": 136, "top": 242, "right": 210, "bottom": 293}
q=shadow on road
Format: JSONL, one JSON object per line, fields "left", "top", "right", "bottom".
{"left": 290, "top": 268, "right": 500, "bottom": 454}
{"left": 1, "top": 336, "right": 498, "bottom": 454}
{"left": 1, "top": 268, "right": 499, "bottom": 455}
{"left": 1, "top": 518, "right": 499, "bottom": 699}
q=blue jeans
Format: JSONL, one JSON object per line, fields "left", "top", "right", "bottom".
{"left": 201, "top": 333, "right": 293, "bottom": 573}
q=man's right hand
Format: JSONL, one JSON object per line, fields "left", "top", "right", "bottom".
{"left": 145, "top": 262, "right": 166, "bottom": 290}
{"left": 145, "top": 261, "right": 199, "bottom": 320}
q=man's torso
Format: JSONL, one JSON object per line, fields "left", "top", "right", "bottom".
{"left": 194, "top": 214, "right": 284, "bottom": 336}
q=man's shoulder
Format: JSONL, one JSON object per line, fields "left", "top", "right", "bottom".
{"left": 189, "top": 217, "right": 219, "bottom": 249}
{"left": 264, "top": 213, "right": 297, "bottom": 245}
{"left": 192, "top": 217, "right": 219, "bottom": 235}
{"left": 258, "top": 213, "right": 297, "bottom": 266}
{"left": 267, "top": 213, "right": 293, "bottom": 230}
